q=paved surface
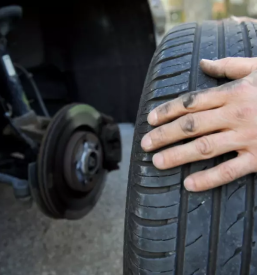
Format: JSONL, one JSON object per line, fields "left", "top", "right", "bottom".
{"left": 0, "top": 124, "right": 134, "bottom": 275}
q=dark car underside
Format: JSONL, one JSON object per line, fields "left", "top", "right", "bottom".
{"left": 0, "top": 0, "right": 155, "bottom": 219}
{"left": 5, "top": 0, "right": 156, "bottom": 121}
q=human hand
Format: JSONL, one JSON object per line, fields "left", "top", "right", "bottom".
{"left": 141, "top": 57, "right": 257, "bottom": 192}
{"left": 231, "top": 16, "right": 257, "bottom": 24}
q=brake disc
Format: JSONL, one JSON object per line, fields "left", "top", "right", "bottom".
{"left": 31, "top": 104, "right": 121, "bottom": 220}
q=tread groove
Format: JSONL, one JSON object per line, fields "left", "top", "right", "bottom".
{"left": 155, "top": 52, "right": 192, "bottom": 66}
{"left": 222, "top": 247, "right": 242, "bottom": 267}
{"left": 226, "top": 212, "right": 245, "bottom": 233}
{"left": 207, "top": 183, "right": 221, "bottom": 274}
{"left": 132, "top": 230, "right": 176, "bottom": 242}
{"left": 151, "top": 57, "right": 192, "bottom": 77}
{"left": 132, "top": 214, "right": 169, "bottom": 227}
{"left": 131, "top": 244, "right": 168, "bottom": 258}
{"left": 135, "top": 173, "right": 181, "bottom": 178}
{"left": 175, "top": 23, "right": 201, "bottom": 275}
{"left": 145, "top": 92, "right": 189, "bottom": 103}
{"left": 161, "top": 33, "right": 195, "bottom": 47}
{"left": 133, "top": 184, "right": 172, "bottom": 194}
{"left": 241, "top": 22, "right": 253, "bottom": 57}
{"left": 185, "top": 235, "right": 202, "bottom": 247}
{"left": 165, "top": 26, "right": 196, "bottom": 37}
{"left": 190, "top": 268, "right": 200, "bottom": 275}
{"left": 187, "top": 202, "right": 203, "bottom": 214}
{"left": 137, "top": 203, "right": 179, "bottom": 209}
{"left": 129, "top": 259, "right": 173, "bottom": 274}
{"left": 147, "top": 69, "right": 191, "bottom": 88}
{"left": 240, "top": 174, "right": 255, "bottom": 274}
{"left": 226, "top": 212, "right": 245, "bottom": 232}
{"left": 240, "top": 22, "right": 254, "bottom": 275}
{"left": 227, "top": 184, "right": 245, "bottom": 200}
{"left": 207, "top": 22, "right": 224, "bottom": 275}
{"left": 156, "top": 41, "right": 194, "bottom": 57}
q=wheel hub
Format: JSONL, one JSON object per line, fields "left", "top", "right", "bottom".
{"left": 29, "top": 103, "right": 121, "bottom": 220}
{"left": 63, "top": 131, "right": 103, "bottom": 193}
{"left": 34, "top": 104, "right": 108, "bottom": 220}
{"left": 77, "top": 141, "right": 101, "bottom": 182}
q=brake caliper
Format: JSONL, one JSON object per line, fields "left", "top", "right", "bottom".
{"left": 100, "top": 113, "right": 122, "bottom": 171}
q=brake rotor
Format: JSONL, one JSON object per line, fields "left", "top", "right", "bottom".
{"left": 37, "top": 104, "right": 107, "bottom": 219}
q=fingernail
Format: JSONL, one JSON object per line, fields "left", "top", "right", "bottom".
{"left": 200, "top": 59, "right": 214, "bottom": 71}
{"left": 201, "top": 59, "right": 213, "bottom": 63}
{"left": 141, "top": 135, "right": 152, "bottom": 149}
{"left": 153, "top": 153, "right": 164, "bottom": 168}
{"left": 231, "top": 16, "right": 239, "bottom": 22}
{"left": 184, "top": 177, "right": 196, "bottom": 191}
{"left": 148, "top": 110, "right": 158, "bottom": 125}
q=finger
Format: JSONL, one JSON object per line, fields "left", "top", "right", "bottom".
{"left": 148, "top": 74, "right": 251, "bottom": 127}
{"left": 152, "top": 131, "right": 242, "bottom": 169}
{"left": 231, "top": 16, "right": 257, "bottom": 24}
{"left": 230, "top": 16, "right": 243, "bottom": 23}
{"left": 148, "top": 87, "right": 227, "bottom": 126}
{"left": 142, "top": 108, "right": 226, "bottom": 152}
{"left": 184, "top": 152, "right": 255, "bottom": 192}
{"left": 200, "top": 57, "right": 257, "bottom": 79}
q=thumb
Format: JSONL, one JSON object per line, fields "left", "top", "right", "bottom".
{"left": 231, "top": 16, "right": 257, "bottom": 24}
{"left": 200, "top": 57, "right": 257, "bottom": 79}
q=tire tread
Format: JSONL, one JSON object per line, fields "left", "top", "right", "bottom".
{"left": 124, "top": 20, "right": 257, "bottom": 275}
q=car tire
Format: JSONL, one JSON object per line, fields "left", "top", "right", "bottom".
{"left": 124, "top": 20, "right": 257, "bottom": 275}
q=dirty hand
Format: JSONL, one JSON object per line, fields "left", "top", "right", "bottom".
{"left": 231, "top": 16, "right": 257, "bottom": 24}
{"left": 141, "top": 57, "right": 257, "bottom": 192}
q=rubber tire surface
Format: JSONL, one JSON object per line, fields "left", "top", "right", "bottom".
{"left": 124, "top": 20, "right": 257, "bottom": 275}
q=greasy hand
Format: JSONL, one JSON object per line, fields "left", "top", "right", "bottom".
{"left": 141, "top": 57, "right": 257, "bottom": 192}
{"left": 231, "top": 16, "right": 257, "bottom": 24}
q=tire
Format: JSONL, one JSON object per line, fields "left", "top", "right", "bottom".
{"left": 124, "top": 20, "right": 257, "bottom": 275}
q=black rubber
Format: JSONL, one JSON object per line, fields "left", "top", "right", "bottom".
{"left": 124, "top": 20, "right": 257, "bottom": 275}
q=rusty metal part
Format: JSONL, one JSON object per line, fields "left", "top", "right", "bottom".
{"left": 18, "top": 116, "right": 50, "bottom": 142}
{"left": 4, "top": 110, "right": 51, "bottom": 142}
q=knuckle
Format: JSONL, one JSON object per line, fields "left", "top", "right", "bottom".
{"left": 194, "top": 175, "right": 214, "bottom": 191}
{"left": 234, "top": 107, "right": 246, "bottom": 120}
{"left": 233, "top": 79, "right": 251, "bottom": 95}
{"left": 249, "top": 65, "right": 257, "bottom": 76}
{"left": 158, "top": 102, "right": 172, "bottom": 115}
{"left": 181, "top": 92, "right": 198, "bottom": 109}
{"left": 223, "top": 57, "right": 235, "bottom": 72}
{"left": 248, "top": 69, "right": 257, "bottom": 86}
{"left": 239, "top": 79, "right": 252, "bottom": 91}
{"left": 151, "top": 126, "right": 167, "bottom": 145}
{"left": 219, "top": 164, "right": 236, "bottom": 183}
{"left": 195, "top": 136, "right": 213, "bottom": 156}
{"left": 235, "top": 105, "right": 255, "bottom": 120}
{"left": 200, "top": 178, "right": 214, "bottom": 190}
{"left": 225, "top": 104, "right": 257, "bottom": 121}
{"left": 220, "top": 79, "right": 249, "bottom": 95}
{"left": 179, "top": 114, "right": 197, "bottom": 135}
